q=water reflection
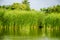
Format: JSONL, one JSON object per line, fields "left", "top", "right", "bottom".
{"left": 0, "top": 27, "right": 60, "bottom": 40}
{"left": 2, "top": 36, "right": 60, "bottom": 40}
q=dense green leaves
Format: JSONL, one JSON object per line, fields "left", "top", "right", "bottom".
{"left": 0, "top": 10, "right": 60, "bottom": 35}
{"left": 40, "top": 5, "right": 60, "bottom": 13}
{"left": 0, "top": 0, "right": 31, "bottom": 11}
{"left": 0, "top": 10, "right": 60, "bottom": 27}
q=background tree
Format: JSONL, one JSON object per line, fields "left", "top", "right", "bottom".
{"left": 40, "top": 5, "right": 60, "bottom": 13}
{"left": 11, "top": 3, "right": 21, "bottom": 10}
{"left": 22, "top": 0, "right": 31, "bottom": 10}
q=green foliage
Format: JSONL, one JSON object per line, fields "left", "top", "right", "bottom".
{"left": 40, "top": 5, "right": 60, "bottom": 13}
{"left": 22, "top": 0, "right": 30, "bottom": 10}
{"left": 0, "top": 10, "right": 45, "bottom": 35}
{"left": 11, "top": 3, "right": 21, "bottom": 10}
{"left": 0, "top": 7, "right": 60, "bottom": 35}
{"left": 0, "top": 0, "right": 60, "bottom": 36}
{"left": 0, "top": 2, "right": 31, "bottom": 10}
{"left": 45, "top": 13, "right": 60, "bottom": 27}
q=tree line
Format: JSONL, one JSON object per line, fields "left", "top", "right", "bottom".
{"left": 0, "top": 0, "right": 30, "bottom": 11}
{"left": 0, "top": 0, "right": 60, "bottom": 12}
{"left": 40, "top": 5, "right": 60, "bottom": 13}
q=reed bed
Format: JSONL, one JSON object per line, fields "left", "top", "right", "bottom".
{"left": 0, "top": 10, "right": 60, "bottom": 35}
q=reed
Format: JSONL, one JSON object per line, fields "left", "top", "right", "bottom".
{"left": 0, "top": 10, "right": 60, "bottom": 35}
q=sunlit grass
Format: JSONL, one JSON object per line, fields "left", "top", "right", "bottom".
{"left": 0, "top": 10, "right": 60, "bottom": 36}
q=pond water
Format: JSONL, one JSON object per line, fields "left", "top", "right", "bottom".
{"left": 0, "top": 27, "right": 60, "bottom": 40}
{"left": 2, "top": 36, "right": 60, "bottom": 40}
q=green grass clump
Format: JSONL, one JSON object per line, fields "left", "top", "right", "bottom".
{"left": 0, "top": 10, "right": 45, "bottom": 35}
{"left": 45, "top": 13, "right": 60, "bottom": 27}
{"left": 0, "top": 10, "right": 60, "bottom": 35}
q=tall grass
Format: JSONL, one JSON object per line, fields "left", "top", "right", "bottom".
{"left": 0, "top": 10, "right": 60, "bottom": 35}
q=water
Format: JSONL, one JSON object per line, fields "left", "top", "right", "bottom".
{"left": 2, "top": 36, "right": 60, "bottom": 40}
{"left": 0, "top": 27, "right": 60, "bottom": 40}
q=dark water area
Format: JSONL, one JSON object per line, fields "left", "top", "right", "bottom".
{"left": 0, "top": 27, "right": 60, "bottom": 40}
